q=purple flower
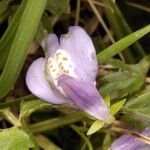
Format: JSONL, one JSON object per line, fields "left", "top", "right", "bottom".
{"left": 26, "top": 26, "right": 110, "bottom": 121}
{"left": 110, "top": 127, "right": 150, "bottom": 150}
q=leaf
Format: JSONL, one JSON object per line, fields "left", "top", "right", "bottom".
{"left": 122, "top": 107, "right": 150, "bottom": 125}
{"left": 0, "top": 127, "right": 35, "bottom": 150}
{"left": 137, "top": 55, "right": 150, "bottom": 76}
{"left": 97, "top": 25, "right": 150, "bottom": 63}
{"left": 107, "top": 58, "right": 130, "bottom": 70}
{"left": 140, "top": 85, "right": 150, "bottom": 95}
{"left": 100, "top": 56, "right": 150, "bottom": 99}
{"left": 87, "top": 120, "right": 104, "bottom": 135}
{"left": 100, "top": 71, "right": 144, "bottom": 99}
{"left": 104, "top": 95, "right": 111, "bottom": 107}
{"left": 0, "top": 0, "right": 13, "bottom": 23}
{"left": 0, "top": 0, "right": 27, "bottom": 70}
{"left": 121, "top": 114, "right": 147, "bottom": 129}
{"left": 0, "top": 0, "right": 47, "bottom": 99}
{"left": 103, "top": 133, "right": 112, "bottom": 150}
{"left": 20, "top": 99, "right": 52, "bottom": 118}
{"left": 125, "top": 92, "right": 150, "bottom": 115}
{"left": 46, "top": 0, "right": 70, "bottom": 15}
{"left": 110, "top": 99, "right": 126, "bottom": 115}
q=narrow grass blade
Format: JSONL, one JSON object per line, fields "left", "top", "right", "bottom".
{"left": 97, "top": 25, "right": 150, "bottom": 64}
{"left": 0, "top": 0, "right": 47, "bottom": 99}
{"left": 0, "top": 0, "right": 27, "bottom": 70}
{"left": 101, "top": 0, "right": 145, "bottom": 60}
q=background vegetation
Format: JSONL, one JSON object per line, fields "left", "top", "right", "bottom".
{"left": 0, "top": 0, "right": 149, "bottom": 149}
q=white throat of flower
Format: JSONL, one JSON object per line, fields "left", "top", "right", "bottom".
{"left": 45, "top": 49, "right": 75, "bottom": 94}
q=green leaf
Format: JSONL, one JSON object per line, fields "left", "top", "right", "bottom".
{"left": 122, "top": 107, "right": 150, "bottom": 125}
{"left": 137, "top": 55, "right": 150, "bottom": 76}
{"left": 0, "top": 0, "right": 13, "bottom": 23}
{"left": 0, "top": 127, "right": 35, "bottom": 150}
{"left": 104, "top": 95, "right": 111, "bottom": 107}
{"left": 107, "top": 58, "right": 130, "bottom": 70}
{"left": 100, "top": 56, "right": 146, "bottom": 99}
{"left": 97, "top": 25, "right": 150, "bottom": 63}
{"left": 100, "top": 56, "right": 150, "bottom": 99}
{"left": 46, "top": 0, "right": 70, "bottom": 15}
{"left": 87, "top": 120, "right": 104, "bottom": 135}
{"left": 110, "top": 99, "right": 126, "bottom": 115}
{"left": 121, "top": 114, "right": 147, "bottom": 130}
{"left": 0, "top": 0, "right": 27, "bottom": 70}
{"left": 0, "top": 0, "right": 47, "bottom": 99}
{"left": 103, "top": 133, "right": 112, "bottom": 150}
{"left": 20, "top": 99, "right": 52, "bottom": 118}
{"left": 140, "top": 85, "right": 150, "bottom": 95}
{"left": 125, "top": 92, "right": 150, "bottom": 115}
{"left": 100, "top": 71, "right": 144, "bottom": 99}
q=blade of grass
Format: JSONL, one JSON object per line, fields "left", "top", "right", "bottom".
{"left": 101, "top": 0, "right": 145, "bottom": 61}
{"left": 0, "top": 0, "right": 27, "bottom": 52}
{"left": 126, "top": 1, "right": 150, "bottom": 13}
{"left": 0, "top": 0, "right": 27, "bottom": 70}
{"left": 0, "top": 0, "right": 47, "bottom": 99}
{"left": 97, "top": 25, "right": 150, "bottom": 64}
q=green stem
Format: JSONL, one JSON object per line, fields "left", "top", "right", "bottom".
{"left": 35, "top": 134, "right": 61, "bottom": 150}
{"left": 0, "top": 95, "right": 35, "bottom": 109}
{"left": 30, "top": 112, "right": 84, "bottom": 134}
{"left": 71, "top": 125, "right": 93, "bottom": 150}
{"left": 0, "top": 108, "right": 21, "bottom": 126}
{"left": 111, "top": 126, "right": 150, "bottom": 145}
{"left": 121, "top": 107, "right": 150, "bottom": 124}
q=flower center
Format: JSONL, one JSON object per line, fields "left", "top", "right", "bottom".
{"left": 45, "top": 49, "right": 75, "bottom": 94}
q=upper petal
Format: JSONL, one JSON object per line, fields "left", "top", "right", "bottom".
{"left": 110, "top": 127, "right": 150, "bottom": 150}
{"left": 60, "top": 26, "right": 98, "bottom": 81}
{"left": 41, "top": 33, "right": 59, "bottom": 56}
{"left": 26, "top": 58, "right": 68, "bottom": 104}
{"left": 58, "top": 74, "right": 110, "bottom": 121}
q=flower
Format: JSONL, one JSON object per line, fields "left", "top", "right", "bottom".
{"left": 110, "top": 127, "right": 150, "bottom": 150}
{"left": 26, "top": 26, "right": 110, "bottom": 121}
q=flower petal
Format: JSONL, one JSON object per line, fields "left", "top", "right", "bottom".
{"left": 41, "top": 33, "right": 59, "bottom": 56}
{"left": 110, "top": 127, "right": 150, "bottom": 150}
{"left": 58, "top": 74, "right": 110, "bottom": 121}
{"left": 60, "top": 26, "right": 98, "bottom": 81}
{"left": 26, "top": 58, "right": 68, "bottom": 104}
